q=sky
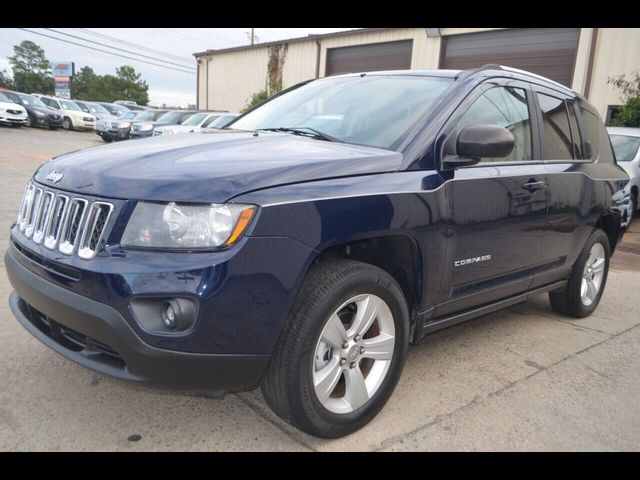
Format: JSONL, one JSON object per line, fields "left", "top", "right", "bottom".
{"left": 0, "top": 28, "right": 356, "bottom": 107}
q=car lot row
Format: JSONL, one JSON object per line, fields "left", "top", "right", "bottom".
{"left": 0, "top": 89, "right": 240, "bottom": 142}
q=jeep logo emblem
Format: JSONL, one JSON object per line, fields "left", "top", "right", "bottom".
{"left": 46, "top": 171, "right": 64, "bottom": 183}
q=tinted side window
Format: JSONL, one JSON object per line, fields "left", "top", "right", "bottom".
{"left": 456, "top": 86, "right": 532, "bottom": 162}
{"left": 538, "top": 93, "right": 573, "bottom": 160}
{"left": 566, "top": 102, "right": 582, "bottom": 159}
{"left": 578, "top": 106, "right": 602, "bottom": 160}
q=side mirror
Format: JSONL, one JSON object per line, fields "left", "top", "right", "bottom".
{"left": 443, "top": 124, "right": 515, "bottom": 169}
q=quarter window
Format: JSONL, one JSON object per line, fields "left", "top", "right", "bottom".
{"left": 538, "top": 93, "right": 573, "bottom": 160}
{"left": 578, "top": 106, "right": 602, "bottom": 160}
{"left": 456, "top": 86, "right": 532, "bottom": 162}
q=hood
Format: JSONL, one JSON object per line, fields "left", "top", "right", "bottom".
{"left": 28, "top": 105, "right": 58, "bottom": 116}
{"left": 155, "top": 125, "right": 194, "bottom": 134}
{"left": 618, "top": 161, "right": 638, "bottom": 180}
{"left": 34, "top": 131, "right": 402, "bottom": 203}
{"left": 0, "top": 101, "right": 26, "bottom": 113}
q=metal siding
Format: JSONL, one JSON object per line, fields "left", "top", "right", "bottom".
{"left": 325, "top": 40, "right": 413, "bottom": 76}
{"left": 441, "top": 28, "right": 580, "bottom": 87}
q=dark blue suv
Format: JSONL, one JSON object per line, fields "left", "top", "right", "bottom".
{"left": 6, "top": 66, "right": 629, "bottom": 438}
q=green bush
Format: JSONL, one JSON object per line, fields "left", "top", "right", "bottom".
{"left": 242, "top": 88, "right": 270, "bottom": 112}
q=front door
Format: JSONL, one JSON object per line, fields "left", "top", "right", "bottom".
{"left": 434, "top": 80, "right": 549, "bottom": 316}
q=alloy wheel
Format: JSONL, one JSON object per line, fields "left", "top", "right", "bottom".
{"left": 581, "top": 243, "right": 606, "bottom": 307}
{"left": 312, "top": 294, "right": 395, "bottom": 414}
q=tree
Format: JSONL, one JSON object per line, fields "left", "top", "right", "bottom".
{"left": 242, "top": 88, "right": 270, "bottom": 112}
{"left": 8, "top": 40, "right": 54, "bottom": 94}
{"left": 608, "top": 70, "right": 640, "bottom": 127}
{"left": 0, "top": 69, "right": 13, "bottom": 89}
{"left": 71, "top": 64, "right": 150, "bottom": 105}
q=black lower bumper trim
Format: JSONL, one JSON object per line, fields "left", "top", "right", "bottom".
{"left": 5, "top": 249, "right": 270, "bottom": 391}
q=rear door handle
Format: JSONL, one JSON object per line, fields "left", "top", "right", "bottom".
{"left": 522, "top": 180, "right": 547, "bottom": 192}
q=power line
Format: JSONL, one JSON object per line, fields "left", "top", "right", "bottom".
{"left": 18, "top": 28, "right": 196, "bottom": 76}
{"left": 73, "top": 28, "right": 195, "bottom": 65}
{"left": 162, "top": 28, "right": 235, "bottom": 49}
{"left": 44, "top": 28, "right": 196, "bottom": 71}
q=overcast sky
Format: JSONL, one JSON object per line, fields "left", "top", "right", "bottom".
{"left": 0, "top": 28, "right": 356, "bottom": 106}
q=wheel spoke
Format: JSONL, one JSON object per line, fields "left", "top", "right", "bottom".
{"left": 349, "top": 295, "right": 380, "bottom": 337}
{"left": 587, "top": 280, "right": 598, "bottom": 300}
{"left": 591, "top": 258, "right": 605, "bottom": 273}
{"left": 313, "top": 357, "right": 343, "bottom": 403}
{"left": 344, "top": 366, "right": 369, "bottom": 410}
{"left": 362, "top": 333, "right": 394, "bottom": 361}
{"left": 322, "top": 314, "right": 347, "bottom": 349}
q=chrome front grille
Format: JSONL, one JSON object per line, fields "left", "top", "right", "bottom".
{"left": 16, "top": 182, "right": 114, "bottom": 260}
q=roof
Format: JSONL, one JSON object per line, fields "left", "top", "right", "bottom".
{"left": 193, "top": 28, "right": 380, "bottom": 58}
{"left": 607, "top": 126, "right": 640, "bottom": 137}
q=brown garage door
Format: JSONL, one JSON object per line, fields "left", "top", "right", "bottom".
{"left": 325, "top": 40, "right": 413, "bottom": 76}
{"left": 441, "top": 28, "right": 580, "bottom": 87}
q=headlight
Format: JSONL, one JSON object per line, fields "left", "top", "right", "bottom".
{"left": 121, "top": 202, "right": 257, "bottom": 249}
{"left": 139, "top": 123, "right": 153, "bottom": 131}
{"left": 116, "top": 121, "right": 131, "bottom": 128}
{"left": 34, "top": 111, "right": 46, "bottom": 117}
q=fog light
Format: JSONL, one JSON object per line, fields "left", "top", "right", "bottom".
{"left": 162, "top": 299, "right": 193, "bottom": 331}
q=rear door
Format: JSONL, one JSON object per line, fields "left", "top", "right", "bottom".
{"left": 434, "top": 78, "right": 549, "bottom": 316}
{"left": 531, "top": 86, "right": 604, "bottom": 287}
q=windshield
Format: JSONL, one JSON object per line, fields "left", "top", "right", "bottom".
{"left": 206, "top": 115, "right": 238, "bottom": 128}
{"left": 60, "top": 100, "right": 81, "bottom": 111}
{"left": 157, "top": 111, "right": 189, "bottom": 124}
{"left": 0, "top": 92, "right": 9, "bottom": 102}
{"left": 610, "top": 134, "right": 640, "bottom": 162}
{"left": 87, "top": 103, "right": 109, "bottom": 115}
{"left": 181, "top": 112, "right": 209, "bottom": 126}
{"left": 231, "top": 75, "right": 453, "bottom": 150}
{"left": 18, "top": 93, "right": 47, "bottom": 108}
{"left": 133, "top": 110, "right": 160, "bottom": 121}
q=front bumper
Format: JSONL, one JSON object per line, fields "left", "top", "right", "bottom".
{"left": 34, "top": 115, "right": 62, "bottom": 127}
{"left": 129, "top": 129, "right": 154, "bottom": 138}
{"left": 0, "top": 114, "right": 27, "bottom": 125}
{"left": 6, "top": 247, "right": 270, "bottom": 391}
{"left": 97, "top": 127, "right": 130, "bottom": 140}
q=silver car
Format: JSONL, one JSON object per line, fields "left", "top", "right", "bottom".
{"left": 608, "top": 127, "right": 640, "bottom": 225}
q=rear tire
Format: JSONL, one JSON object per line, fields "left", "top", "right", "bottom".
{"left": 549, "top": 229, "right": 610, "bottom": 318}
{"left": 261, "top": 259, "right": 410, "bottom": 438}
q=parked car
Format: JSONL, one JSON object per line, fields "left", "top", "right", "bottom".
{"left": 32, "top": 95, "right": 96, "bottom": 131}
{"left": 607, "top": 127, "right": 640, "bottom": 225}
{"left": 0, "top": 91, "right": 28, "bottom": 127}
{"left": 73, "top": 101, "right": 117, "bottom": 122}
{"left": 153, "top": 112, "right": 236, "bottom": 136}
{"left": 5, "top": 66, "right": 628, "bottom": 439}
{"left": 96, "top": 109, "right": 169, "bottom": 142}
{"left": 2, "top": 91, "right": 62, "bottom": 129}
{"left": 96, "top": 102, "right": 130, "bottom": 118}
{"left": 129, "top": 110, "right": 197, "bottom": 138}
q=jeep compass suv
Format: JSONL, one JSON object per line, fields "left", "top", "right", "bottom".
{"left": 6, "top": 66, "right": 628, "bottom": 438}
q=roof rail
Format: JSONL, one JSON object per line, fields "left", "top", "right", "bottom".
{"left": 455, "top": 64, "right": 577, "bottom": 95}
{"left": 454, "top": 64, "right": 503, "bottom": 81}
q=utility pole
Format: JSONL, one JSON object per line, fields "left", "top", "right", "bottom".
{"left": 251, "top": 28, "right": 255, "bottom": 45}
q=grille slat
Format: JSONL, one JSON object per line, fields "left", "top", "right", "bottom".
{"left": 16, "top": 184, "right": 113, "bottom": 260}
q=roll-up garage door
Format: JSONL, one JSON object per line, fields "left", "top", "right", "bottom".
{"left": 441, "top": 28, "right": 580, "bottom": 87}
{"left": 325, "top": 40, "right": 413, "bottom": 76}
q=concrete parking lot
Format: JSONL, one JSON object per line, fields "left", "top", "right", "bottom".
{"left": 1, "top": 126, "right": 639, "bottom": 451}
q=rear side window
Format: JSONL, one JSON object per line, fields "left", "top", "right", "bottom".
{"left": 578, "top": 106, "right": 602, "bottom": 159}
{"left": 538, "top": 93, "right": 573, "bottom": 160}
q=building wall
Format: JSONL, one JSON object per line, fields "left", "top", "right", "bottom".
{"left": 587, "top": 28, "right": 640, "bottom": 118}
{"left": 196, "top": 28, "right": 640, "bottom": 118}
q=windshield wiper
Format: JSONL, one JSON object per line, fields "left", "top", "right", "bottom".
{"left": 256, "top": 127, "right": 343, "bottom": 143}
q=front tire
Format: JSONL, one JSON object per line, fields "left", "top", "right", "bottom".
{"left": 27, "top": 115, "right": 35, "bottom": 128}
{"left": 62, "top": 117, "right": 73, "bottom": 130}
{"left": 549, "top": 229, "right": 610, "bottom": 318}
{"left": 261, "top": 259, "right": 409, "bottom": 438}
